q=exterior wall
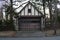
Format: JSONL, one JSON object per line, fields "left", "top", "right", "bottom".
{"left": 21, "top": 10, "right": 24, "bottom": 16}
{"left": 41, "top": 17, "right": 45, "bottom": 29}
{"left": 25, "top": 5, "right": 28, "bottom": 15}
{"left": 15, "top": 18, "right": 19, "bottom": 31}
{"left": 15, "top": 1, "right": 44, "bottom": 31}
{"left": 19, "top": 4, "right": 41, "bottom": 16}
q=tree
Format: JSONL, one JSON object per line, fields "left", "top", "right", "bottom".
{"left": 2, "top": 0, "right": 29, "bottom": 31}
{"left": 42, "top": 0, "right": 46, "bottom": 29}
{"left": 53, "top": 0, "right": 58, "bottom": 35}
{"left": 47, "top": 0, "right": 53, "bottom": 28}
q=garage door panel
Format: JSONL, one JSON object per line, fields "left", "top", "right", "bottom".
{"left": 18, "top": 17, "right": 41, "bottom": 31}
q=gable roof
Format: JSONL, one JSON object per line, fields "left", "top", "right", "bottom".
{"left": 18, "top": 1, "right": 43, "bottom": 16}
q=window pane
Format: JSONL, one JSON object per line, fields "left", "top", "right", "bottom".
{"left": 28, "top": 9, "right": 31, "bottom": 13}
{"left": 35, "top": 0, "right": 39, "bottom": 1}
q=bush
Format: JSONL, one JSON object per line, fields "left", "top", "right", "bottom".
{"left": 0, "top": 20, "right": 2, "bottom": 25}
{"left": 0, "top": 20, "right": 15, "bottom": 31}
{"left": 0, "top": 20, "right": 3, "bottom": 31}
{"left": 57, "top": 16, "right": 60, "bottom": 23}
{"left": 4, "top": 20, "right": 15, "bottom": 31}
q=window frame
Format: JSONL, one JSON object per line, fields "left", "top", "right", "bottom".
{"left": 35, "top": 0, "right": 39, "bottom": 1}
{"left": 28, "top": 9, "right": 31, "bottom": 13}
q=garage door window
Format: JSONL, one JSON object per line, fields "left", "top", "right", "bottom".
{"left": 20, "top": 20, "right": 40, "bottom": 23}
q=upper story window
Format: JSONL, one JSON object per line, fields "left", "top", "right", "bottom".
{"left": 28, "top": 9, "right": 31, "bottom": 13}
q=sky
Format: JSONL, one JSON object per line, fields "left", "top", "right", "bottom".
{"left": 0, "top": 0, "right": 5, "bottom": 8}
{"left": 1, "top": 0, "right": 60, "bottom": 18}
{"left": 0, "top": 0, "right": 50, "bottom": 18}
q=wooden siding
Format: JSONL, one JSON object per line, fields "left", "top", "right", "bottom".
{"left": 18, "top": 3, "right": 41, "bottom": 16}
{"left": 16, "top": 1, "right": 44, "bottom": 31}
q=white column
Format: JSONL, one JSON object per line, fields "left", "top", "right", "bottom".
{"left": 15, "top": 18, "right": 19, "bottom": 31}
{"left": 41, "top": 17, "right": 45, "bottom": 29}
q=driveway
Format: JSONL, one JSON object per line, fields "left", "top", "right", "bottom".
{"left": 0, "top": 36, "right": 60, "bottom": 40}
{"left": 15, "top": 31, "right": 46, "bottom": 37}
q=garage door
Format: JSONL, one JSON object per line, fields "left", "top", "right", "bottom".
{"left": 18, "top": 16, "right": 41, "bottom": 31}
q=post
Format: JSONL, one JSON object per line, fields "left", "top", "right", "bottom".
{"left": 15, "top": 18, "right": 19, "bottom": 31}
{"left": 41, "top": 17, "right": 45, "bottom": 30}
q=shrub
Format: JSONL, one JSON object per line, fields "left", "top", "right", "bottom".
{"left": 4, "top": 20, "right": 15, "bottom": 31}
{"left": 57, "top": 16, "right": 60, "bottom": 23}
{"left": 0, "top": 20, "right": 3, "bottom": 31}
{"left": 0, "top": 20, "right": 15, "bottom": 31}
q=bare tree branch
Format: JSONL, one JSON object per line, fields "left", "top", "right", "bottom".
{"left": 5, "top": 1, "right": 28, "bottom": 14}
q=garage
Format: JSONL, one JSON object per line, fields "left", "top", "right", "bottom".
{"left": 18, "top": 16, "right": 41, "bottom": 31}
{"left": 15, "top": 1, "right": 44, "bottom": 31}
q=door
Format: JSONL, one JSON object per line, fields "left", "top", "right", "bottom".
{"left": 18, "top": 16, "right": 41, "bottom": 31}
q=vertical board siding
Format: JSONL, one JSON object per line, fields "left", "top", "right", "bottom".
{"left": 25, "top": 5, "right": 28, "bottom": 15}
{"left": 28, "top": 4, "right": 31, "bottom": 9}
{"left": 30, "top": 4, "right": 32, "bottom": 16}
{"left": 19, "top": 3, "right": 41, "bottom": 16}
{"left": 35, "top": 9, "right": 38, "bottom": 16}
{"left": 24, "top": 8, "right": 25, "bottom": 15}
{"left": 34, "top": 6, "right": 35, "bottom": 15}
{"left": 32, "top": 5, "right": 34, "bottom": 16}
{"left": 21, "top": 10, "right": 24, "bottom": 16}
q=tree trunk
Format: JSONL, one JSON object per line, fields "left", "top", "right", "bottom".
{"left": 42, "top": 0, "right": 46, "bottom": 29}
{"left": 48, "top": 0, "right": 53, "bottom": 29}
{"left": 53, "top": 0, "right": 58, "bottom": 35}
{"left": 10, "top": 0, "right": 13, "bottom": 20}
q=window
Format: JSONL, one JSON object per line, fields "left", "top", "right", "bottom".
{"left": 35, "top": 0, "right": 39, "bottom": 1}
{"left": 20, "top": 20, "right": 40, "bottom": 23}
{"left": 28, "top": 9, "right": 31, "bottom": 13}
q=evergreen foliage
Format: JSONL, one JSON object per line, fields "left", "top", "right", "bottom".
{"left": 0, "top": 20, "right": 15, "bottom": 31}
{"left": 57, "top": 16, "right": 60, "bottom": 23}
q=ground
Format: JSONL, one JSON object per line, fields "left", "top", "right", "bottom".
{"left": 0, "top": 29, "right": 60, "bottom": 37}
{"left": 15, "top": 31, "right": 46, "bottom": 37}
{"left": 1, "top": 36, "right": 60, "bottom": 40}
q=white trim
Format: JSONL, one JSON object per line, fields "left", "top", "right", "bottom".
{"left": 41, "top": 18, "right": 44, "bottom": 29}
{"left": 15, "top": 18, "right": 19, "bottom": 31}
